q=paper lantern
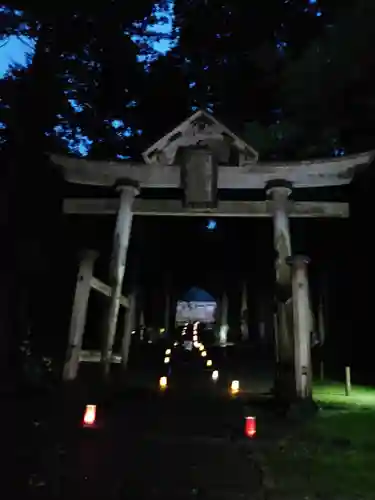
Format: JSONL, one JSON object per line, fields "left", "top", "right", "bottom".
{"left": 159, "top": 376, "right": 168, "bottom": 389}
{"left": 245, "top": 416, "right": 256, "bottom": 438}
{"left": 83, "top": 405, "right": 96, "bottom": 426}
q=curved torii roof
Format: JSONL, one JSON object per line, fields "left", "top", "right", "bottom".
{"left": 51, "top": 110, "right": 375, "bottom": 189}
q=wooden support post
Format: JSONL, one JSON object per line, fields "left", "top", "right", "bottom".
{"left": 219, "top": 291, "right": 229, "bottom": 345}
{"left": 101, "top": 180, "right": 139, "bottom": 377}
{"left": 287, "top": 255, "right": 312, "bottom": 400}
{"left": 63, "top": 249, "right": 98, "bottom": 381}
{"left": 121, "top": 291, "right": 136, "bottom": 370}
{"left": 345, "top": 366, "right": 351, "bottom": 396}
{"left": 266, "top": 180, "right": 295, "bottom": 401}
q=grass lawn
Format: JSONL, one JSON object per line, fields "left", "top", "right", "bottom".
{"left": 262, "top": 382, "right": 375, "bottom": 500}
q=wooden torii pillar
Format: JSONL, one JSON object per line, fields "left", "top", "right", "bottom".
{"left": 287, "top": 255, "right": 313, "bottom": 400}
{"left": 266, "top": 180, "right": 295, "bottom": 400}
{"left": 101, "top": 179, "right": 139, "bottom": 377}
{"left": 121, "top": 290, "right": 137, "bottom": 370}
{"left": 63, "top": 249, "right": 98, "bottom": 381}
{"left": 219, "top": 290, "right": 229, "bottom": 345}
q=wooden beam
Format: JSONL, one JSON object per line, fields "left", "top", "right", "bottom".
{"left": 52, "top": 151, "right": 373, "bottom": 188}
{"left": 218, "top": 152, "right": 373, "bottom": 189}
{"left": 290, "top": 201, "right": 349, "bottom": 218}
{"left": 51, "top": 155, "right": 180, "bottom": 188}
{"left": 65, "top": 198, "right": 349, "bottom": 218}
{"left": 90, "top": 276, "right": 129, "bottom": 308}
{"left": 78, "top": 350, "right": 122, "bottom": 364}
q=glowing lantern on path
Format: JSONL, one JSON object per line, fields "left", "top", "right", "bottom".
{"left": 165, "top": 349, "right": 171, "bottom": 355}
{"left": 164, "top": 356, "right": 170, "bottom": 364}
{"left": 83, "top": 405, "right": 97, "bottom": 426}
{"left": 230, "top": 380, "right": 240, "bottom": 395}
{"left": 212, "top": 370, "right": 219, "bottom": 381}
{"left": 245, "top": 416, "right": 256, "bottom": 438}
{"left": 206, "top": 359, "right": 212, "bottom": 367}
{"left": 199, "top": 345, "right": 204, "bottom": 351}
{"left": 159, "top": 376, "right": 168, "bottom": 389}
{"left": 201, "top": 351, "right": 207, "bottom": 357}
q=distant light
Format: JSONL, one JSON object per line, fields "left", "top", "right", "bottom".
{"left": 164, "top": 357, "right": 170, "bottom": 364}
{"left": 230, "top": 380, "right": 240, "bottom": 394}
{"left": 131, "top": 330, "right": 136, "bottom": 335}
{"left": 206, "top": 359, "right": 212, "bottom": 367}
{"left": 193, "top": 341, "right": 199, "bottom": 348}
{"left": 245, "top": 417, "right": 256, "bottom": 438}
{"left": 183, "top": 340, "right": 193, "bottom": 351}
{"left": 174, "top": 342, "right": 178, "bottom": 346}
{"left": 201, "top": 351, "right": 207, "bottom": 357}
{"left": 165, "top": 349, "right": 171, "bottom": 355}
{"left": 199, "top": 345, "right": 204, "bottom": 351}
{"left": 193, "top": 335, "right": 198, "bottom": 342}
{"left": 159, "top": 376, "right": 168, "bottom": 389}
{"left": 207, "top": 219, "right": 217, "bottom": 230}
{"left": 83, "top": 405, "right": 96, "bottom": 426}
{"left": 212, "top": 370, "right": 219, "bottom": 381}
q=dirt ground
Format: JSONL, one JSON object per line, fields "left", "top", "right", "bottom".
{"left": 5, "top": 344, "right": 278, "bottom": 499}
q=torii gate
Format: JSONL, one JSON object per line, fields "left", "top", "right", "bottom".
{"left": 53, "top": 110, "right": 374, "bottom": 401}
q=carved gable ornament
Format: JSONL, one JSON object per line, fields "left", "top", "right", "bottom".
{"left": 142, "top": 109, "right": 259, "bottom": 166}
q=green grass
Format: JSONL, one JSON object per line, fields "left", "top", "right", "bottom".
{"left": 314, "top": 381, "right": 375, "bottom": 409}
{"left": 263, "top": 382, "right": 375, "bottom": 499}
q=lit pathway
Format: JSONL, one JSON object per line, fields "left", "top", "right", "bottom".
{"left": 12, "top": 325, "right": 279, "bottom": 499}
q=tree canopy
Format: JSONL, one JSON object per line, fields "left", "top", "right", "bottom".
{"left": 1, "top": 0, "right": 374, "bottom": 161}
